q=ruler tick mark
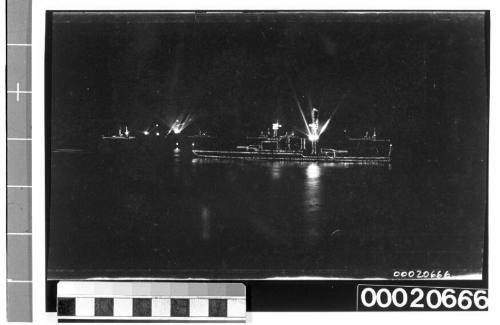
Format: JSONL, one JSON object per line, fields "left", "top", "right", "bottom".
{"left": 7, "top": 43, "right": 32, "bottom": 46}
{"left": 7, "top": 82, "right": 32, "bottom": 102}
{"left": 7, "top": 279, "right": 32, "bottom": 283}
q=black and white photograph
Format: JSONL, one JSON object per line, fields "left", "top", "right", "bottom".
{"left": 45, "top": 11, "right": 487, "bottom": 282}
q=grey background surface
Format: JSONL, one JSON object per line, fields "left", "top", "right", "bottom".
{"left": 7, "top": 188, "right": 32, "bottom": 233}
{"left": 6, "top": 0, "right": 33, "bottom": 322}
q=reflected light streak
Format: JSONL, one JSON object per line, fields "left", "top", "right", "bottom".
{"left": 270, "top": 162, "right": 282, "bottom": 180}
{"left": 201, "top": 206, "right": 210, "bottom": 240}
{"left": 304, "top": 163, "right": 322, "bottom": 245}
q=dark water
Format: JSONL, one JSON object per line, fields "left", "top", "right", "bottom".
{"left": 48, "top": 146, "right": 486, "bottom": 279}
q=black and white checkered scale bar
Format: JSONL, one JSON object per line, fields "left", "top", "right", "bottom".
{"left": 57, "top": 282, "right": 246, "bottom": 322}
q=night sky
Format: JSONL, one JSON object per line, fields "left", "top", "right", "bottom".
{"left": 49, "top": 12, "right": 488, "bottom": 163}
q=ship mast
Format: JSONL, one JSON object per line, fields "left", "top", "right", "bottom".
{"left": 308, "top": 108, "right": 320, "bottom": 154}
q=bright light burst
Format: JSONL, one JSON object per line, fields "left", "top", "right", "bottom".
{"left": 292, "top": 94, "right": 339, "bottom": 143}
{"left": 172, "top": 121, "right": 183, "bottom": 134}
{"left": 295, "top": 104, "right": 326, "bottom": 143}
{"left": 308, "top": 134, "right": 319, "bottom": 142}
{"left": 168, "top": 113, "right": 193, "bottom": 135}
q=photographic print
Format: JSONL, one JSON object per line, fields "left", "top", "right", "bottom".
{"left": 46, "top": 11, "right": 488, "bottom": 280}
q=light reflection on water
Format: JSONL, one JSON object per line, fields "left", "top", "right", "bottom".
{"left": 190, "top": 158, "right": 391, "bottom": 245}
{"left": 201, "top": 206, "right": 210, "bottom": 240}
{"left": 306, "top": 163, "right": 321, "bottom": 179}
{"left": 271, "top": 162, "right": 282, "bottom": 180}
{"left": 304, "top": 163, "right": 321, "bottom": 244}
{"left": 191, "top": 157, "right": 391, "bottom": 169}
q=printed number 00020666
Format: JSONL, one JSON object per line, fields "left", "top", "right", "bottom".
{"left": 358, "top": 286, "right": 488, "bottom": 311}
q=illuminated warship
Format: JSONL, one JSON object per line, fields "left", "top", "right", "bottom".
{"left": 193, "top": 109, "right": 392, "bottom": 163}
{"left": 101, "top": 125, "right": 136, "bottom": 140}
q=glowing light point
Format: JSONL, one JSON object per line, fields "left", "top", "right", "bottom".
{"left": 171, "top": 119, "right": 185, "bottom": 134}
{"left": 143, "top": 130, "right": 149, "bottom": 135}
{"left": 272, "top": 121, "right": 282, "bottom": 137}
{"left": 307, "top": 108, "right": 320, "bottom": 154}
{"left": 156, "top": 132, "right": 160, "bottom": 136}
{"left": 308, "top": 134, "right": 319, "bottom": 142}
{"left": 306, "top": 163, "right": 320, "bottom": 179}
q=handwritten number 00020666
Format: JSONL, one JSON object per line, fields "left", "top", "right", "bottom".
{"left": 393, "top": 270, "right": 451, "bottom": 279}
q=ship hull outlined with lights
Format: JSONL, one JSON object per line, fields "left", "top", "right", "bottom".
{"left": 191, "top": 119, "right": 392, "bottom": 163}
{"left": 191, "top": 121, "right": 392, "bottom": 163}
{"left": 192, "top": 148, "right": 391, "bottom": 163}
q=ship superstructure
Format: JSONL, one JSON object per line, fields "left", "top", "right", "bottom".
{"left": 192, "top": 121, "right": 392, "bottom": 163}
